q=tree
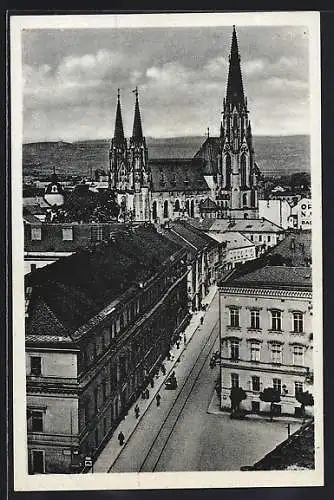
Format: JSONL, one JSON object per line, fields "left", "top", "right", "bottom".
{"left": 295, "top": 391, "right": 314, "bottom": 418}
{"left": 260, "top": 387, "right": 281, "bottom": 421}
{"left": 230, "top": 387, "right": 247, "bottom": 413}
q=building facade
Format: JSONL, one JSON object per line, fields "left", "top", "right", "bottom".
{"left": 219, "top": 266, "right": 313, "bottom": 417}
{"left": 258, "top": 199, "right": 292, "bottom": 230}
{"left": 25, "top": 226, "right": 189, "bottom": 473}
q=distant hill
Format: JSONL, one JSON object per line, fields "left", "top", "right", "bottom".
{"left": 23, "top": 135, "right": 310, "bottom": 179}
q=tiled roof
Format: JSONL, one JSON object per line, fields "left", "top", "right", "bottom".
{"left": 149, "top": 158, "right": 210, "bottom": 193}
{"left": 266, "top": 231, "right": 311, "bottom": 266}
{"left": 199, "top": 198, "right": 218, "bottom": 211}
{"left": 194, "top": 137, "right": 221, "bottom": 175}
{"left": 229, "top": 265, "right": 312, "bottom": 290}
{"left": 214, "top": 231, "right": 254, "bottom": 249}
{"left": 209, "top": 218, "right": 283, "bottom": 233}
{"left": 251, "top": 420, "right": 314, "bottom": 470}
{"left": 169, "top": 220, "right": 217, "bottom": 251}
{"left": 23, "top": 213, "right": 42, "bottom": 224}
{"left": 25, "top": 226, "right": 183, "bottom": 335}
{"left": 186, "top": 218, "right": 216, "bottom": 231}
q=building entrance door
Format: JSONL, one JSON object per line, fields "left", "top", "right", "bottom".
{"left": 32, "top": 450, "right": 45, "bottom": 474}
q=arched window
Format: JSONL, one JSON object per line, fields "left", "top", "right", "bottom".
{"left": 250, "top": 189, "right": 256, "bottom": 207}
{"left": 185, "top": 199, "right": 190, "bottom": 216}
{"left": 225, "top": 154, "right": 231, "bottom": 188}
{"left": 163, "top": 200, "right": 169, "bottom": 219}
{"left": 242, "top": 193, "right": 248, "bottom": 207}
{"left": 240, "top": 154, "right": 247, "bottom": 188}
{"left": 174, "top": 199, "right": 180, "bottom": 212}
{"left": 152, "top": 201, "right": 157, "bottom": 220}
{"left": 190, "top": 199, "right": 195, "bottom": 218}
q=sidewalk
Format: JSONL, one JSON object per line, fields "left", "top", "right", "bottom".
{"left": 90, "top": 285, "right": 218, "bottom": 473}
{"left": 207, "top": 387, "right": 305, "bottom": 425}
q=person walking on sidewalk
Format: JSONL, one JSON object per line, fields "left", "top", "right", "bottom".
{"left": 161, "top": 364, "right": 166, "bottom": 376}
{"left": 134, "top": 404, "right": 140, "bottom": 419}
{"left": 200, "top": 316, "right": 204, "bottom": 325}
{"left": 118, "top": 431, "right": 125, "bottom": 446}
{"left": 156, "top": 394, "right": 161, "bottom": 407}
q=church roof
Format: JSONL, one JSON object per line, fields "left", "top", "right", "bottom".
{"left": 188, "top": 217, "right": 283, "bottom": 233}
{"left": 149, "top": 158, "right": 210, "bottom": 193}
{"left": 226, "top": 26, "right": 245, "bottom": 109}
{"left": 194, "top": 137, "right": 221, "bottom": 175}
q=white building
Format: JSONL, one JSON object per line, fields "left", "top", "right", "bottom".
{"left": 289, "top": 198, "right": 312, "bottom": 230}
{"left": 258, "top": 199, "right": 291, "bottom": 230}
{"left": 208, "top": 231, "right": 256, "bottom": 269}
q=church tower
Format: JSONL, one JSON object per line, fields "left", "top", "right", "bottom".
{"left": 109, "top": 89, "right": 128, "bottom": 191}
{"left": 219, "top": 26, "right": 260, "bottom": 219}
{"left": 129, "top": 88, "right": 151, "bottom": 222}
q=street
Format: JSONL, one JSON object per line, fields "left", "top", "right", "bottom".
{"left": 107, "top": 292, "right": 301, "bottom": 472}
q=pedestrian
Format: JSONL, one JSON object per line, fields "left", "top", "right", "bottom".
{"left": 183, "top": 334, "right": 187, "bottom": 344}
{"left": 150, "top": 378, "right": 154, "bottom": 388}
{"left": 161, "top": 364, "right": 166, "bottom": 376}
{"left": 145, "top": 388, "right": 150, "bottom": 399}
{"left": 200, "top": 316, "right": 204, "bottom": 325}
{"left": 134, "top": 404, "right": 140, "bottom": 419}
{"left": 156, "top": 394, "right": 161, "bottom": 407}
{"left": 176, "top": 341, "right": 180, "bottom": 349}
{"left": 141, "top": 390, "right": 146, "bottom": 399}
{"left": 118, "top": 431, "right": 124, "bottom": 446}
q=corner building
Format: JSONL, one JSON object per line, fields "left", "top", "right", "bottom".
{"left": 219, "top": 266, "right": 313, "bottom": 417}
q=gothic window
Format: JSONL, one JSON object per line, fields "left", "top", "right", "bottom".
{"left": 174, "top": 199, "right": 180, "bottom": 212}
{"left": 152, "top": 201, "right": 157, "bottom": 221}
{"left": 163, "top": 200, "right": 169, "bottom": 219}
{"left": 190, "top": 200, "right": 195, "bottom": 218}
{"left": 225, "top": 154, "right": 231, "bottom": 188}
{"left": 242, "top": 193, "right": 247, "bottom": 207}
{"left": 241, "top": 154, "right": 247, "bottom": 188}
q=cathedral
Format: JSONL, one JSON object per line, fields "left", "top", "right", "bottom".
{"left": 109, "top": 26, "right": 261, "bottom": 223}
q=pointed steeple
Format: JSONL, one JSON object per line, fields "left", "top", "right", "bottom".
{"left": 226, "top": 26, "right": 245, "bottom": 108}
{"left": 113, "top": 88, "right": 125, "bottom": 145}
{"left": 131, "top": 87, "right": 143, "bottom": 142}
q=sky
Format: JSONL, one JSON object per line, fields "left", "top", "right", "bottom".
{"left": 22, "top": 24, "right": 310, "bottom": 142}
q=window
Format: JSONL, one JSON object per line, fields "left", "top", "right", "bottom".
{"left": 231, "top": 373, "right": 239, "bottom": 388}
{"left": 250, "top": 342, "right": 260, "bottom": 362}
{"left": 293, "top": 345, "right": 304, "bottom": 366}
{"left": 31, "top": 450, "right": 45, "bottom": 474}
{"left": 250, "top": 310, "right": 260, "bottom": 329}
{"left": 30, "top": 263, "right": 37, "bottom": 272}
{"left": 252, "top": 376, "right": 260, "bottom": 392}
{"left": 31, "top": 410, "right": 43, "bottom": 432}
{"left": 293, "top": 312, "right": 304, "bottom": 333}
{"left": 30, "top": 356, "right": 41, "bottom": 376}
{"left": 273, "top": 378, "right": 282, "bottom": 394}
{"left": 271, "top": 310, "right": 282, "bottom": 331}
{"left": 295, "top": 381, "right": 303, "bottom": 395}
{"left": 230, "top": 340, "right": 240, "bottom": 360}
{"left": 271, "top": 342, "right": 283, "bottom": 364}
{"left": 91, "top": 226, "right": 103, "bottom": 242}
{"left": 229, "top": 308, "right": 240, "bottom": 327}
{"left": 62, "top": 227, "right": 73, "bottom": 241}
{"left": 31, "top": 227, "right": 42, "bottom": 241}
{"left": 268, "top": 235, "right": 271, "bottom": 243}
{"left": 259, "top": 235, "right": 262, "bottom": 242}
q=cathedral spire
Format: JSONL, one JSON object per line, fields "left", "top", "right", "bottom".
{"left": 226, "top": 26, "right": 245, "bottom": 108}
{"left": 131, "top": 87, "right": 144, "bottom": 142}
{"left": 113, "top": 88, "right": 125, "bottom": 145}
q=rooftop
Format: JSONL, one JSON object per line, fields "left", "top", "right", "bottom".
{"left": 211, "top": 231, "right": 254, "bottom": 249}
{"left": 188, "top": 217, "right": 283, "bottom": 233}
{"left": 225, "top": 265, "right": 312, "bottom": 290}
{"left": 25, "top": 226, "right": 183, "bottom": 343}
{"left": 149, "top": 158, "right": 210, "bottom": 193}
{"left": 266, "top": 230, "right": 312, "bottom": 266}
{"left": 251, "top": 420, "right": 314, "bottom": 471}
